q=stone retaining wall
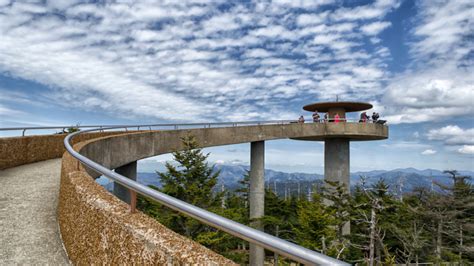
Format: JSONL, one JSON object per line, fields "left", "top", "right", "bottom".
{"left": 59, "top": 135, "right": 235, "bottom": 265}
{"left": 0, "top": 132, "right": 121, "bottom": 170}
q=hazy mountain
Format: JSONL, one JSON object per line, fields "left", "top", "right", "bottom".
{"left": 97, "top": 160, "right": 472, "bottom": 196}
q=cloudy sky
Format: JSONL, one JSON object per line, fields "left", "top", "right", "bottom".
{"left": 0, "top": 0, "right": 472, "bottom": 172}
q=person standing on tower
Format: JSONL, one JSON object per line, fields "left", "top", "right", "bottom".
{"left": 312, "top": 110, "right": 320, "bottom": 122}
{"left": 298, "top": 115, "right": 305, "bottom": 123}
{"left": 372, "top": 112, "right": 379, "bottom": 122}
{"left": 359, "top": 112, "right": 369, "bottom": 123}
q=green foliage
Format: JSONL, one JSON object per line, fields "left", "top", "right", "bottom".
{"left": 138, "top": 135, "right": 222, "bottom": 238}
{"left": 138, "top": 143, "right": 473, "bottom": 265}
{"left": 293, "top": 192, "right": 335, "bottom": 253}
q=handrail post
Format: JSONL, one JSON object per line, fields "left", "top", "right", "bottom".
{"left": 130, "top": 190, "right": 137, "bottom": 213}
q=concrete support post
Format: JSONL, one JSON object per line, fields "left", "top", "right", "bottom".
{"left": 324, "top": 138, "right": 350, "bottom": 235}
{"left": 249, "top": 141, "right": 265, "bottom": 266}
{"left": 113, "top": 161, "right": 137, "bottom": 204}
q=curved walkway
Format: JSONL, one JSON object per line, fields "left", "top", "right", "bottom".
{"left": 0, "top": 159, "right": 69, "bottom": 264}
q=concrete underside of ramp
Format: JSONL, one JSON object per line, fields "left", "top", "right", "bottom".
{"left": 0, "top": 159, "right": 69, "bottom": 265}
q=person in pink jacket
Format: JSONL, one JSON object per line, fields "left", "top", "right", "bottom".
{"left": 334, "top": 113, "right": 340, "bottom": 123}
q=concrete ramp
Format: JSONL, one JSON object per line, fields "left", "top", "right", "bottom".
{"left": 0, "top": 159, "right": 69, "bottom": 264}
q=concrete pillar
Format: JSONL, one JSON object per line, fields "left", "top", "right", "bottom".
{"left": 249, "top": 141, "right": 265, "bottom": 266}
{"left": 324, "top": 138, "right": 350, "bottom": 234}
{"left": 113, "top": 161, "right": 137, "bottom": 204}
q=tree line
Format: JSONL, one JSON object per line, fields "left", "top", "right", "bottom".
{"left": 137, "top": 136, "right": 473, "bottom": 265}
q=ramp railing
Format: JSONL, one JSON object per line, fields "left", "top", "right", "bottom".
{"left": 60, "top": 122, "right": 349, "bottom": 265}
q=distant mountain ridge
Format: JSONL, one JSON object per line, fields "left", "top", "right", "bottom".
{"left": 131, "top": 160, "right": 473, "bottom": 194}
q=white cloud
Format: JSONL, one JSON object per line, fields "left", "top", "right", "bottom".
{"left": 381, "top": 0, "right": 473, "bottom": 125}
{"left": 313, "top": 34, "right": 338, "bottom": 45}
{"left": 0, "top": 1, "right": 397, "bottom": 122}
{"left": 421, "top": 149, "right": 436, "bottom": 155}
{"left": 331, "top": 0, "right": 400, "bottom": 21}
{"left": 0, "top": 0, "right": 10, "bottom": 7}
{"left": 381, "top": 141, "right": 430, "bottom": 149}
{"left": 201, "top": 13, "right": 241, "bottom": 34}
{"left": 0, "top": 104, "right": 24, "bottom": 116}
{"left": 296, "top": 12, "right": 329, "bottom": 26}
{"left": 458, "top": 145, "right": 474, "bottom": 155}
{"left": 244, "top": 48, "right": 272, "bottom": 58}
{"left": 427, "top": 125, "right": 474, "bottom": 145}
{"left": 411, "top": 1, "right": 473, "bottom": 62}
{"left": 360, "top": 21, "right": 391, "bottom": 35}
{"left": 272, "top": 0, "right": 335, "bottom": 8}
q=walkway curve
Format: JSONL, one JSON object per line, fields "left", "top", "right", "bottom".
{"left": 0, "top": 159, "right": 69, "bottom": 264}
{"left": 79, "top": 122, "right": 388, "bottom": 179}
{"left": 57, "top": 122, "right": 386, "bottom": 264}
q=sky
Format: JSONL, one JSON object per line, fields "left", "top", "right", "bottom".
{"left": 0, "top": 0, "right": 473, "bottom": 173}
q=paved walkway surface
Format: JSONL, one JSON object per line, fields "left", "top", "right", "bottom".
{"left": 0, "top": 159, "right": 70, "bottom": 265}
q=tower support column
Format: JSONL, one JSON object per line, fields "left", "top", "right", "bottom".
{"left": 324, "top": 138, "right": 350, "bottom": 234}
{"left": 249, "top": 141, "right": 265, "bottom": 266}
{"left": 324, "top": 138, "right": 350, "bottom": 188}
{"left": 113, "top": 161, "right": 137, "bottom": 204}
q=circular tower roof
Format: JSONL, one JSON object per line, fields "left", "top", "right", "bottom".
{"left": 303, "top": 101, "right": 372, "bottom": 112}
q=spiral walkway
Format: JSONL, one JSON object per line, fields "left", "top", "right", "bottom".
{"left": 0, "top": 159, "right": 69, "bottom": 264}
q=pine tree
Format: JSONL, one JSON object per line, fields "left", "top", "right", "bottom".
{"left": 293, "top": 192, "right": 336, "bottom": 256}
{"left": 138, "top": 135, "right": 222, "bottom": 238}
{"left": 437, "top": 171, "right": 474, "bottom": 262}
{"left": 323, "top": 180, "right": 352, "bottom": 259}
{"left": 196, "top": 172, "right": 250, "bottom": 264}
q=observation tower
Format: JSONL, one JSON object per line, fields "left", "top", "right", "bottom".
{"left": 294, "top": 101, "right": 388, "bottom": 193}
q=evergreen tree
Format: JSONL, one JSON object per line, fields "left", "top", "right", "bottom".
{"left": 293, "top": 192, "right": 336, "bottom": 256}
{"left": 322, "top": 180, "right": 352, "bottom": 259}
{"left": 138, "top": 135, "right": 222, "bottom": 238}
{"left": 196, "top": 173, "right": 250, "bottom": 264}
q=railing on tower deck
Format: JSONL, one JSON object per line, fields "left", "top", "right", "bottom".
{"left": 0, "top": 118, "right": 386, "bottom": 136}
{"left": 61, "top": 123, "right": 349, "bottom": 265}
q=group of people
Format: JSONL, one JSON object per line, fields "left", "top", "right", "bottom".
{"left": 359, "top": 112, "right": 380, "bottom": 123}
{"left": 297, "top": 111, "right": 382, "bottom": 124}
{"left": 298, "top": 110, "right": 342, "bottom": 123}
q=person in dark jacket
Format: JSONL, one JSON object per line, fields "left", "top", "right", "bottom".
{"left": 312, "top": 110, "right": 320, "bottom": 122}
{"left": 372, "top": 112, "right": 379, "bottom": 122}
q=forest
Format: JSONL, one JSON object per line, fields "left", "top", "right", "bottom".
{"left": 138, "top": 136, "right": 473, "bottom": 265}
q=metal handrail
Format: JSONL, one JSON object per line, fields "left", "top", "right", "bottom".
{"left": 0, "top": 118, "right": 384, "bottom": 136}
{"left": 0, "top": 120, "right": 295, "bottom": 136}
{"left": 63, "top": 124, "right": 349, "bottom": 265}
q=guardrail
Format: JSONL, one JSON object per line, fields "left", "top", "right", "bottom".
{"left": 62, "top": 122, "right": 349, "bottom": 265}
{"left": 0, "top": 120, "right": 295, "bottom": 136}
{"left": 0, "top": 118, "right": 384, "bottom": 136}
